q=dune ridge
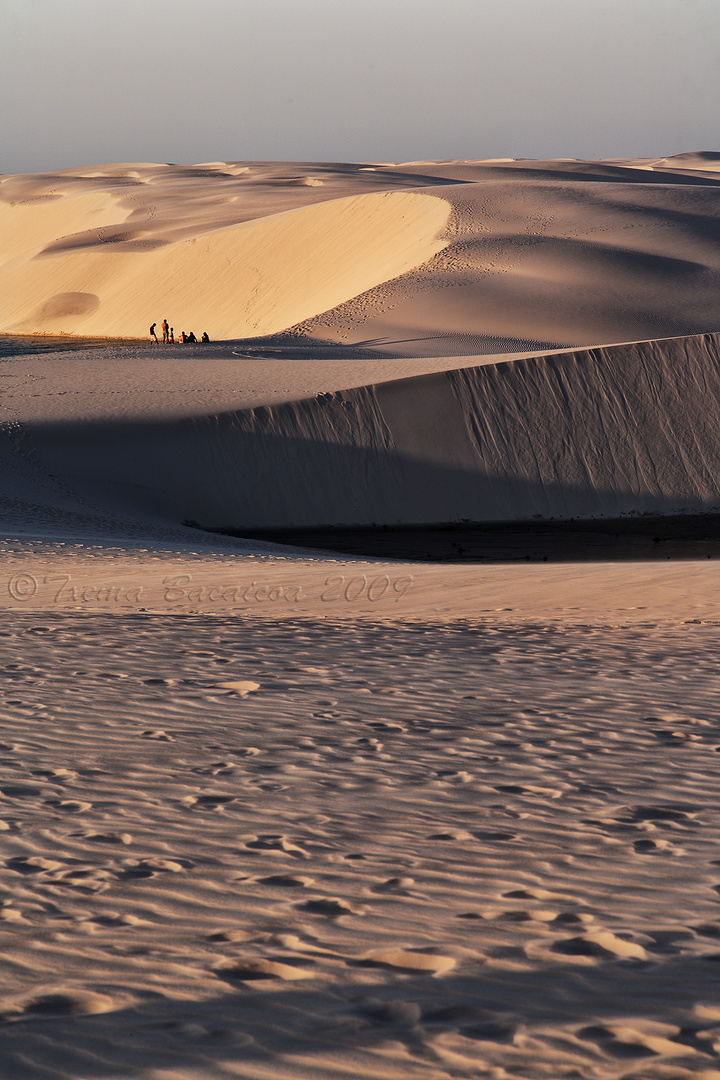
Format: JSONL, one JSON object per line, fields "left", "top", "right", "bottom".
{"left": 0, "top": 186, "right": 450, "bottom": 339}
{"left": 3, "top": 333, "right": 717, "bottom": 532}
{"left": 3, "top": 155, "right": 720, "bottom": 348}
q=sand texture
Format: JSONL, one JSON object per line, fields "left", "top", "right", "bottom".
{"left": 2, "top": 155, "right": 720, "bottom": 1078}
{"left": 2, "top": 613, "right": 720, "bottom": 1080}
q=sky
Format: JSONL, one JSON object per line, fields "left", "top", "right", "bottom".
{"left": 1, "top": 0, "right": 718, "bottom": 174}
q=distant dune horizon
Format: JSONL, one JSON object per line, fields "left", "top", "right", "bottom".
{"left": 1, "top": 152, "right": 720, "bottom": 348}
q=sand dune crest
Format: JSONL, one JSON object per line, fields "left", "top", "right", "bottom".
{"left": 0, "top": 182, "right": 450, "bottom": 338}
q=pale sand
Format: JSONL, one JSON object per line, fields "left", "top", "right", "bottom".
{"left": 1, "top": 156, "right": 720, "bottom": 1079}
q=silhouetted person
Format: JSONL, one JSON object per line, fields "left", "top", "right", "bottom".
{"left": 180, "top": 331, "right": 187, "bottom": 343}
{"left": 201, "top": 332, "right": 209, "bottom": 342}
{"left": 161, "top": 319, "right": 169, "bottom": 344}
{"left": 187, "top": 331, "right": 197, "bottom": 343}
{"left": 150, "top": 323, "right": 158, "bottom": 343}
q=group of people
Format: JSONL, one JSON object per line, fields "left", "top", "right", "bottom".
{"left": 150, "top": 320, "right": 209, "bottom": 344}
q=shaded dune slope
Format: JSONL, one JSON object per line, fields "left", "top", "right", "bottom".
{"left": 298, "top": 173, "right": 720, "bottom": 353}
{"left": 20, "top": 333, "right": 720, "bottom": 529}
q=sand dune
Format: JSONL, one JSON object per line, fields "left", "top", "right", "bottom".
{"left": 0, "top": 179, "right": 450, "bottom": 339}
{"left": 2, "top": 155, "right": 720, "bottom": 347}
{"left": 3, "top": 156, "right": 720, "bottom": 1080}
{"left": 1, "top": 333, "right": 718, "bottom": 531}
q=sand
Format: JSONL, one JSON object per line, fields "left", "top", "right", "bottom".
{"left": 1, "top": 154, "right": 720, "bottom": 1079}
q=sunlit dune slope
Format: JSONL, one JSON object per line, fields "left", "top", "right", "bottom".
{"left": 0, "top": 165, "right": 450, "bottom": 338}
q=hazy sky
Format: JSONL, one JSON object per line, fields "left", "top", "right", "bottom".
{"left": 1, "top": 0, "right": 718, "bottom": 173}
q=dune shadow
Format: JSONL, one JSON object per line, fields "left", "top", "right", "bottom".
{"left": 13, "top": 333, "right": 720, "bottom": 549}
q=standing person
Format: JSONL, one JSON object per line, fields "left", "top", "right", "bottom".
{"left": 169, "top": 327, "right": 175, "bottom": 343}
{"left": 161, "top": 319, "right": 169, "bottom": 344}
{"left": 150, "top": 323, "right": 158, "bottom": 343}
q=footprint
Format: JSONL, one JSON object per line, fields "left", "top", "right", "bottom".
{"left": 30, "top": 768, "right": 76, "bottom": 781}
{"left": 208, "top": 929, "right": 251, "bottom": 942}
{"left": 643, "top": 929, "right": 695, "bottom": 953}
{"left": 54, "top": 867, "right": 113, "bottom": 891}
{"left": 552, "top": 913, "right": 595, "bottom": 927}
{"left": 116, "top": 858, "right": 185, "bottom": 880}
{"left": 6, "top": 856, "right": 64, "bottom": 874}
{"left": 427, "top": 831, "right": 474, "bottom": 842}
{"left": 1, "top": 784, "right": 44, "bottom": 799}
{"left": 619, "top": 805, "right": 697, "bottom": 824}
{"left": 0, "top": 908, "right": 25, "bottom": 923}
{"left": 577, "top": 1025, "right": 654, "bottom": 1060}
{"left": 353, "top": 948, "right": 455, "bottom": 975}
{"left": 269, "top": 933, "right": 336, "bottom": 955}
{"left": 213, "top": 681, "right": 260, "bottom": 696}
{"left": 246, "top": 835, "right": 308, "bottom": 858}
{"left": 193, "top": 762, "right": 240, "bottom": 776}
{"left": 692, "top": 923, "right": 720, "bottom": 938}
{"left": 423, "top": 1005, "right": 498, "bottom": 1025}
{"left": 553, "top": 932, "right": 647, "bottom": 960}
{"left": 577, "top": 1021, "right": 684, "bottom": 1058}
{"left": 258, "top": 875, "right": 314, "bottom": 888}
{"left": 116, "top": 865, "right": 156, "bottom": 880}
{"left": 44, "top": 799, "right": 92, "bottom": 813}
{"left": 214, "top": 957, "right": 315, "bottom": 981}
{"left": 473, "top": 830, "right": 517, "bottom": 842}
{"left": 183, "top": 794, "right": 236, "bottom": 810}
{"left": 18, "top": 990, "right": 120, "bottom": 1016}
{"left": 92, "top": 913, "right": 149, "bottom": 927}
{"left": 460, "top": 1021, "right": 518, "bottom": 1043}
{"left": 356, "top": 738, "right": 383, "bottom": 752}
{"left": 141, "top": 730, "right": 174, "bottom": 740}
{"left": 80, "top": 832, "right": 133, "bottom": 845}
{"left": 299, "top": 898, "right": 358, "bottom": 917}
{"left": 371, "top": 877, "right": 416, "bottom": 894}
{"left": 361, "top": 1000, "right": 422, "bottom": 1026}
{"left": 138, "top": 858, "right": 185, "bottom": 872}
{"left": 633, "top": 838, "right": 674, "bottom": 854}
{"left": 503, "top": 888, "right": 578, "bottom": 902}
